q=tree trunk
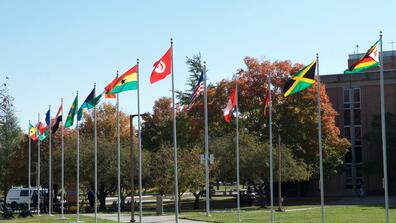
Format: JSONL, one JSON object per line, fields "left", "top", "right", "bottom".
{"left": 98, "top": 188, "right": 107, "bottom": 211}
{"left": 192, "top": 191, "right": 201, "bottom": 209}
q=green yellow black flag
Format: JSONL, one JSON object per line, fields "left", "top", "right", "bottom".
{"left": 283, "top": 60, "right": 316, "bottom": 97}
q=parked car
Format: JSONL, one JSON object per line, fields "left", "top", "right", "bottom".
{"left": 6, "top": 186, "right": 47, "bottom": 208}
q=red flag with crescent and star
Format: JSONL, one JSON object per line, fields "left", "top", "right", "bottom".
{"left": 150, "top": 47, "right": 172, "bottom": 84}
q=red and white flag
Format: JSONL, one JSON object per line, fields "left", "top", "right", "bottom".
{"left": 150, "top": 47, "right": 172, "bottom": 84}
{"left": 263, "top": 88, "right": 270, "bottom": 117}
{"left": 223, "top": 87, "right": 237, "bottom": 123}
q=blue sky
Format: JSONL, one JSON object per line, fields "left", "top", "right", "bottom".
{"left": 0, "top": 0, "right": 394, "bottom": 130}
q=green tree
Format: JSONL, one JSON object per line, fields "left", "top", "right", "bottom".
{"left": 0, "top": 78, "right": 22, "bottom": 197}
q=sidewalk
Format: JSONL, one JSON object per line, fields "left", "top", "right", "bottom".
{"left": 82, "top": 213, "right": 208, "bottom": 223}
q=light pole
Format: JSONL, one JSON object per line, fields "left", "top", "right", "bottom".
{"left": 129, "top": 113, "right": 149, "bottom": 223}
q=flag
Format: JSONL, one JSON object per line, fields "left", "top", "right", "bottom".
{"left": 345, "top": 40, "right": 380, "bottom": 74}
{"left": 87, "top": 92, "right": 103, "bottom": 109}
{"left": 283, "top": 60, "right": 316, "bottom": 97}
{"left": 223, "top": 87, "right": 236, "bottom": 123}
{"left": 52, "top": 104, "right": 62, "bottom": 134}
{"left": 37, "top": 110, "right": 50, "bottom": 141}
{"left": 77, "top": 88, "right": 95, "bottom": 121}
{"left": 29, "top": 124, "right": 39, "bottom": 142}
{"left": 107, "top": 65, "right": 138, "bottom": 94}
{"left": 65, "top": 96, "right": 78, "bottom": 128}
{"left": 150, "top": 47, "right": 172, "bottom": 84}
{"left": 264, "top": 88, "right": 270, "bottom": 117}
{"left": 187, "top": 72, "right": 205, "bottom": 110}
{"left": 104, "top": 75, "right": 118, "bottom": 99}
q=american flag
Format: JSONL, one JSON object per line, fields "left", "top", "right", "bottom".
{"left": 187, "top": 72, "right": 205, "bottom": 110}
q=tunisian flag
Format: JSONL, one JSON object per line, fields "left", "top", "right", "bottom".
{"left": 263, "top": 88, "right": 270, "bottom": 117}
{"left": 150, "top": 47, "right": 172, "bottom": 84}
{"left": 223, "top": 87, "right": 237, "bottom": 123}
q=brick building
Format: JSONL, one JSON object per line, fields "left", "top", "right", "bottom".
{"left": 320, "top": 50, "right": 396, "bottom": 196}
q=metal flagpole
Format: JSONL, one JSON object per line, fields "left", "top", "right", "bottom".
{"left": 94, "top": 84, "right": 98, "bottom": 223}
{"left": 117, "top": 86, "right": 121, "bottom": 223}
{"left": 137, "top": 59, "right": 143, "bottom": 223}
{"left": 379, "top": 31, "right": 389, "bottom": 223}
{"left": 76, "top": 91, "right": 80, "bottom": 223}
{"left": 203, "top": 62, "right": 211, "bottom": 217}
{"left": 61, "top": 98, "right": 66, "bottom": 219}
{"left": 49, "top": 105, "right": 53, "bottom": 216}
{"left": 316, "top": 54, "right": 325, "bottom": 223}
{"left": 235, "top": 74, "right": 241, "bottom": 222}
{"left": 170, "top": 38, "right": 180, "bottom": 223}
{"left": 268, "top": 71, "right": 274, "bottom": 223}
{"left": 28, "top": 120, "right": 31, "bottom": 211}
{"left": 37, "top": 113, "right": 41, "bottom": 216}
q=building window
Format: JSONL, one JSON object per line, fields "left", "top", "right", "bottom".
{"left": 354, "top": 109, "right": 361, "bottom": 125}
{"left": 344, "top": 110, "right": 351, "bottom": 125}
{"left": 343, "top": 89, "right": 350, "bottom": 103}
{"left": 355, "top": 146, "right": 362, "bottom": 163}
{"left": 344, "top": 127, "right": 351, "bottom": 140}
{"left": 345, "top": 148, "right": 352, "bottom": 163}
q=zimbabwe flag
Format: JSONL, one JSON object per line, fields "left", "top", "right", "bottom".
{"left": 284, "top": 60, "right": 316, "bottom": 97}
{"left": 106, "top": 65, "right": 138, "bottom": 94}
{"left": 345, "top": 40, "right": 380, "bottom": 74}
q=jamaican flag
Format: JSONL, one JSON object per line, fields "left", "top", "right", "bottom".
{"left": 283, "top": 60, "right": 316, "bottom": 97}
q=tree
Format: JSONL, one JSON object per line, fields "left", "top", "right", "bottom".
{"left": 365, "top": 113, "right": 396, "bottom": 192}
{"left": 0, "top": 78, "right": 22, "bottom": 197}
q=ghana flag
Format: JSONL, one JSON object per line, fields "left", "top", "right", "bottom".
{"left": 345, "top": 40, "right": 380, "bottom": 74}
{"left": 106, "top": 65, "right": 138, "bottom": 94}
{"left": 284, "top": 60, "right": 316, "bottom": 97}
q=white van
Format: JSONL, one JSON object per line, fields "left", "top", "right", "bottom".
{"left": 6, "top": 186, "right": 47, "bottom": 206}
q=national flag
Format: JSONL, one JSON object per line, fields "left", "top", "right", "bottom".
{"left": 104, "top": 75, "right": 118, "bottom": 99}
{"left": 52, "top": 104, "right": 62, "bottom": 134}
{"left": 345, "top": 40, "right": 380, "bottom": 74}
{"left": 37, "top": 110, "right": 50, "bottom": 141}
{"left": 150, "top": 47, "right": 172, "bottom": 84}
{"left": 65, "top": 95, "right": 78, "bottom": 128}
{"left": 107, "top": 65, "right": 138, "bottom": 94}
{"left": 87, "top": 92, "right": 103, "bottom": 109}
{"left": 187, "top": 72, "right": 205, "bottom": 110}
{"left": 77, "top": 88, "right": 95, "bottom": 121}
{"left": 264, "top": 88, "right": 270, "bottom": 117}
{"left": 223, "top": 87, "right": 237, "bottom": 123}
{"left": 29, "top": 124, "right": 39, "bottom": 142}
{"left": 283, "top": 60, "right": 316, "bottom": 97}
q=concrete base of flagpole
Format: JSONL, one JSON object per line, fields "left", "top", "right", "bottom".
{"left": 276, "top": 208, "right": 285, "bottom": 212}
{"left": 57, "top": 216, "right": 68, "bottom": 220}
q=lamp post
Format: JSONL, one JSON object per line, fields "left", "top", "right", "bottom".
{"left": 129, "top": 113, "right": 149, "bottom": 223}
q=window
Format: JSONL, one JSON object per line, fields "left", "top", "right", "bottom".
{"left": 20, "top": 190, "right": 29, "bottom": 196}
{"left": 355, "top": 146, "right": 362, "bottom": 163}
{"left": 345, "top": 164, "right": 352, "bottom": 177}
{"left": 356, "top": 165, "right": 362, "bottom": 177}
{"left": 353, "top": 88, "right": 360, "bottom": 103}
{"left": 345, "top": 148, "right": 352, "bottom": 163}
{"left": 344, "top": 127, "right": 351, "bottom": 139}
{"left": 355, "top": 127, "right": 362, "bottom": 141}
{"left": 343, "top": 89, "right": 350, "bottom": 103}
{"left": 344, "top": 110, "right": 351, "bottom": 125}
{"left": 354, "top": 109, "right": 361, "bottom": 125}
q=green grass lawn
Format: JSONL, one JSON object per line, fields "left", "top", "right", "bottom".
{"left": 182, "top": 205, "right": 396, "bottom": 223}
{"left": 0, "top": 214, "right": 114, "bottom": 223}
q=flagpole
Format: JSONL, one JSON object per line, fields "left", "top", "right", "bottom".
{"left": 117, "top": 79, "right": 121, "bottom": 223}
{"left": 37, "top": 112, "right": 41, "bottom": 216}
{"left": 379, "top": 31, "right": 389, "bottom": 223}
{"left": 316, "top": 54, "right": 325, "bottom": 223}
{"left": 137, "top": 59, "right": 143, "bottom": 223}
{"left": 94, "top": 84, "right": 98, "bottom": 223}
{"left": 77, "top": 91, "right": 80, "bottom": 223}
{"left": 49, "top": 105, "right": 53, "bottom": 216}
{"left": 203, "top": 62, "right": 211, "bottom": 217}
{"left": 235, "top": 73, "right": 241, "bottom": 222}
{"left": 61, "top": 98, "right": 66, "bottom": 220}
{"left": 28, "top": 120, "right": 31, "bottom": 211}
{"left": 268, "top": 71, "right": 274, "bottom": 223}
{"left": 170, "top": 38, "right": 180, "bottom": 223}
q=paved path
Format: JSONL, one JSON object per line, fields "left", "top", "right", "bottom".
{"left": 82, "top": 213, "right": 208, "bottom": 223}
